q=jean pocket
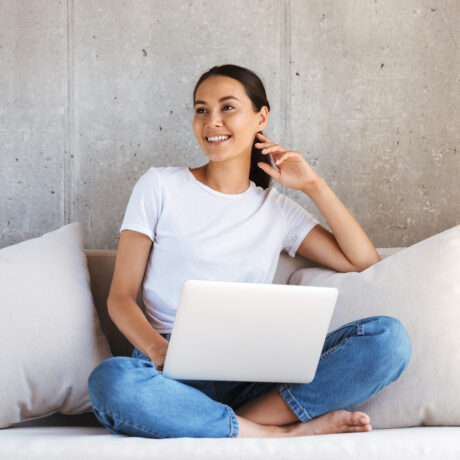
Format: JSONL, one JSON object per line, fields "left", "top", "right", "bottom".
{"left": 132, "top": 346, "right": 151, "bottom": 361}
{"left": 320, "top": 336, "right": 351, "bottom": 361}
{"left": 326, "top": 320, "right": 364, "bottom": 339}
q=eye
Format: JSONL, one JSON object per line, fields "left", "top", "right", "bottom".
{"left": 195, "top": 105, "right": 234, "bottom": 115}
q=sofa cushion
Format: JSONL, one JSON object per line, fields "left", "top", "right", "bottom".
{"left": 289, "top": 224, "right": 460, "bottom": 429}
{"left": 0, "top": 222, "right": 112, "bottom": 429}
{"left": 1, "top": 426, "right": 460, "bottom": 459}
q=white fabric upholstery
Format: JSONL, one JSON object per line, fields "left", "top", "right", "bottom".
{"left": 0, "top": 223, "right": 113, "bottom": 428}
{"left": 289, "top": 224, "right": 460, "bottom": 429}
{"left": 0, "top": 426, "right": 459, "bottom": 459}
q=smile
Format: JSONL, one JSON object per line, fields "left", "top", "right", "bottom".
{"left": 205, "top": 135, "right": 232, "bottom": 145}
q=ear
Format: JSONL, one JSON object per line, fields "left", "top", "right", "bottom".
{"left": 257, "top": 106, "right": 269, "bottom": 131}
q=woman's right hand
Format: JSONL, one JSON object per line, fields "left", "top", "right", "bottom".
{"left": 149, "top": 339, "right": 169, "bottom": 372}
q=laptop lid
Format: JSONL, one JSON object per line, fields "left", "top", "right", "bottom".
{"left": 162, "top": 279, "right": 338, "bottom": 383}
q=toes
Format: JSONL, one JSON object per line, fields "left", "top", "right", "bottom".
{"left": 352, "top": 411, "right": 370, "bottom": 426}
{"left": 326, "top": 410, "right": 372, "bottom": 433}
{"left": 348, "top": 423, "right": 372, "bottom": 433}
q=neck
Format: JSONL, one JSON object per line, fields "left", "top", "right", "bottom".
{"left": 202, "top": 159, "right": 251, "bottom": 194}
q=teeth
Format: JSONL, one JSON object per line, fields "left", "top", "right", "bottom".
{"left": 207, "top": 135, "right": 230, "bottom": 142}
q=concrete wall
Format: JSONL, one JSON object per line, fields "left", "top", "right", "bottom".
{"left": 1, "top": 0, "right": 458, "bottom": 250}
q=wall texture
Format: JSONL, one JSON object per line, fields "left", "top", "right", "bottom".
{"left": 1, "top": 0, "right": 459, "bottom": 250}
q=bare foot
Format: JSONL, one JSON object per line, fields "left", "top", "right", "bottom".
{"left": 236, "top": 410, "right": 371, "bottom": 438}
{"left": 287, "top": 410, "right": 372, "bottom": 436}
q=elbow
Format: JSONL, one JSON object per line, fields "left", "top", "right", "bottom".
{"left": 355, "top": 256, "right": 382, "bottom": 272}
{"left": 107, "top": 297, "right": 116, "bottom": 319}
{"left": 107, "top": 292, "right": 136, "bottom": 317}
{"left": 351, "top": 265, "right": 367, "bottom": 273}
{"left": 107, "top": 294, "right": 123, "bottom": 318}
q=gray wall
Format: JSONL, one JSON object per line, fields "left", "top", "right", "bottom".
{"left": 1, "top": 0, "right": 459, "bottom": 250}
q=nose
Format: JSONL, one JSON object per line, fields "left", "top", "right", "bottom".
{"left": 206, "top": 110, "right": 223, "bottom": 128}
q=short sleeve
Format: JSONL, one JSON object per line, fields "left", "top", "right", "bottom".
{"left": 274, "top": 189, "right": 320, "bottom": 258}
{"left": 119, "top": 168, "right": 162, "bottom": 242}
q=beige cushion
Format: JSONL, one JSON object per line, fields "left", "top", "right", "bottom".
{"left": 0, "top": 222, "right": 112, "bottom": 429}
{"left": 289, "top": 224, "right": 460, "bottom": 428}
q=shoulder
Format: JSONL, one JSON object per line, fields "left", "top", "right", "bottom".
{"left": 141, "top": 165, "right": 177, "bottom": 178}
{"left": 259, "top": 185, "right": 290, "bottom": 208}
{"left": 137, "top": 166, "right": 184, "bottom": 186}
{"left": 263, "top": 186, "right": 318, "bottom": 222}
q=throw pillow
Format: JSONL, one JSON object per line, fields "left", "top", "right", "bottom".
{"left": 289, "top": 224, "right": 460, "bottom": 428}
{"left": 0, "top": 222, "right": 112, "bottom": 429}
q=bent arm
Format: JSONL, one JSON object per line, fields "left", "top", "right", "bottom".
{"left": 301, "top": 177, "right": 381, "bottom": 271}
{"left": 108, "top": 229, "right": 168, "bottom": 363}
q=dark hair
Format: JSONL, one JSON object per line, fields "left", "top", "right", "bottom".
{"left": 193, "top": 64, "right": 273, "bottom": 189}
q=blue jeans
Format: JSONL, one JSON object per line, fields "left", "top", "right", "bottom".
{"left": 88, "top": 315, "right": 412, "bottom": 438}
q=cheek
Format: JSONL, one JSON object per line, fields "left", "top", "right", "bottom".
{"left": 232, "top": 120, "right": 255, "bottom": 144}
{"left": 233, "top": 113, "right": 256, "bottom": 130}
{"left": 192, "top": 121, "right": 202, "bottom": 139}
{"left": 229, "top": 117, "right": 250, "bottom": 136}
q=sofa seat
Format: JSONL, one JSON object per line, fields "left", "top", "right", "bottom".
{"left": 2, "top": 425, "right": 460, "bottom": 460}
{"left": 3, "top": 245, "right": 459, "bottom": 459}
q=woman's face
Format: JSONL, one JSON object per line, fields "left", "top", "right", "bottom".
{"left": 193, "top": 75, "right": 268, "bottom": 163}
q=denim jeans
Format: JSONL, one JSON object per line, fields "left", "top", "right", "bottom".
{"left": 88, "top": 315, "right": 412, "bottom": 438}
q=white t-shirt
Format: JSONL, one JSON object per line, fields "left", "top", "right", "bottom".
{"left": 119, "top": 166, "right": 320, "bottom": 333}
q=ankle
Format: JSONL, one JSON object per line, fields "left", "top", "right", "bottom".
{"left": 236, "top": 415, "right": 290, "bottom": 438}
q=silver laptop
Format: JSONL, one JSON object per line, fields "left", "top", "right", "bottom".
{"left": 162, "top": 279, "right": 338, "bottom": 383}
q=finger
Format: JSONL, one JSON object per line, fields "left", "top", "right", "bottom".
{"left": 261, "top": 145, "right": 288, "bottom": 155}
{"left": 254, "top": 141, "right": 273, "bottom": 147}
{"left": 275, "top": 152, "right": 295, "bottom": 165}
{"left": 259, "top": 148, "right": 276, "bottom": 155}
{"left": 257, "top": 161, "right": 281, "bottom": 181}
{"left": 256, "top": 132, "right": 274, "bottom": 143}
{"left": 274, "top": 153, "right": 286, "bottom": 165}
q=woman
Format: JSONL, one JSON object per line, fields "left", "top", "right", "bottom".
{"left": 88, "top": 64, "right": 412, "bottom": 439}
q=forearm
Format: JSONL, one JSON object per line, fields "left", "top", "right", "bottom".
{"left": 107, "top": 294, "right": 167, "bottom": 359}
{"left": 302, "top": 176, "right": 381, "bottom": 271}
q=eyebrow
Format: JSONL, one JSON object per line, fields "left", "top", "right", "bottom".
{"left": 194, "top": 95, "right": 240, "bottom": 106}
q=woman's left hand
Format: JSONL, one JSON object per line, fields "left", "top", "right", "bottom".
{"left": 255, "top": 132, "right": 322, "bottom": 191}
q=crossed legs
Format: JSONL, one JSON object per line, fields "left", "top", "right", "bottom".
{"left": 234, "top": 387, "right": 372, "bottom": 437}
{"left": 232, "top": 315, "right": 412, "bottom": 438}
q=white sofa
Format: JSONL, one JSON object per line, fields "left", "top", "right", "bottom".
{"left": 2, "top": 244, "right": 460, "bottom": 459}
